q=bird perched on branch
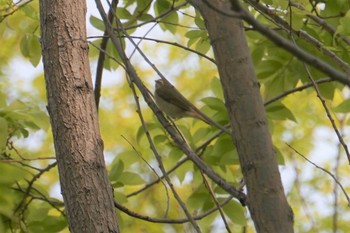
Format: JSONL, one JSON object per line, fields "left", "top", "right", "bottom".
{"left": 154, "top": 78, "right": 230, "bottom": 134}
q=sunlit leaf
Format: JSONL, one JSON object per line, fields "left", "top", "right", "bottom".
{"left": 333, "top": 99, "right": 350, "bottom": 113}
{"left": 222, "top": 200, "right": 247, "bottom": 225}
{"left": 109, "top": 160, "right": 124, "bottom": 182}
{"left": 266, "top": 102, "right": 297, "bottom": 122}
{"left": 90, "top": 15, "right": 105, "bottom": 31}
{"left": 119, "top": 172, "right": 145, "bottom": 185}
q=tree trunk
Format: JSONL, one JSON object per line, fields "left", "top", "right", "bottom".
{"left": 39, "top": 1, "right": 119, "bottom": 232}
{"left": 188, "top": 0, "right": 294, "bottom": 232}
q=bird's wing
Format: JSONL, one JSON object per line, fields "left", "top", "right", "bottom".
{"left": 155, "top": 81, "right": 193, "bottom": 112}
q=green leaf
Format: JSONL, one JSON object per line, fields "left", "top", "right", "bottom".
{"left": 338, "top": 11, "right": 350, "bottom": 35}
{"left": 154, "top": 0, "right": 170, "bottom": 16}
{"left": 0, "top": 164, "right": 28, "bottom": 185}
{"left": 334, "top": 99, "right": 350, "bottom": 113}
{"left": 154, "top": 0, "right": 178, "bottom": 33}
{"left": 116, "top": 150, "right": 140, "bottom": 167}
{"left": 27, "top": 203, "right": 50, "bottom": 221}
{"left": 162, "top": 11, "right": 178, "bottom": 34}
{"left": 168, "top": 147, "right": 184, "bottom": 161}
{"left": 104, "top": 40, "right": 123, "bottom": 70}
{"left": 116, "top": 7, "right": 132, "bottom": 19}
{"left": 21, "top": 4, "right": 39, "bottom": 20}
{"left": 251, "top": 45, "right": 265, "bottom": 66}
{"left": 28, "top": 110, "right": 50, "bottom": 130}
{"left": 193, "top": 127, "right": 210, "bottom": 144}
{"left": 153, "top": 134, "right": 168, "bottom": 144}
{"left": 187, "top": 37, "right": 200, "bottom": 48}
{"left": 28, "top": 215, "right": 66, "bottom": 233}
{"left": 201, "top": 97, "right": 225, "bottom": 112}
{"left": 273, "top": 0, "right": 289, "bottom": 9}
{"left": 219, "top": 149, "right": 239, "bottom": 165}
{"left": 256, "top": 59, "right": 282, "bottom": 80}
{"left": 205, "top": 135, "right": 236, "bottom": 165}
{"left": 90, "top": 15, "right": 105, "bottom": 31}
{"left": 195, "top": 37, "right": 210, "bottom": 54}
{"left": 20, "top": 34, "right": 41, "bottom": 67}
{"left": 274, "top": 146, "right": 285, "bottom": 165}
{"left": 222, "top": 200, "right": 247, "bottom": 225}
{"left": 210, "top": 77, "right": 224, "bottom": 99}
{"left": 27, "top": 34, "right": 41, "bottom": 66}
{"left": 194, "top": 11, "right": 205, "bottom": 29}
{"left": 266, "top": 102, "right": 297, "bottom": 122}
{"left": 109, "top": 160, "right": 124, "bottom": 182}
{"left": 318, "top": 82, "right": 336, "bottom": 100}
{"left": 138, "top": 13, "right": 154, "bottom": 21}
{"left": 174, "top": 160, "right": 191, "bottom": 183}
{"left": 119, "top": 172, "right": 145, "bottom": 185}
{"left": 288, "top": 8, "right": 306, "bottom": 30}
{"left": 136, "top": 0, "right": 152, "bottom": 11}
{"left": 187, "top": 185, "right": 209, "bottom": 209}
{"left": 185, "top": 30, "right": 206, "bottom": 39}
{"left": 114, "top": 191, "right": 128, "bottom": 203}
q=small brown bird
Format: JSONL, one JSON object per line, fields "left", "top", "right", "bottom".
{"left": 154, "top": 79, "right": 230, "bottom": 134}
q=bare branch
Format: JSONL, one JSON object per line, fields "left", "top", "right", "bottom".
{"left": 94, "top": 0, "right": 246, "bottom": 205}
{"left": 287, "top": 144, "right": 350, "bottom": 206}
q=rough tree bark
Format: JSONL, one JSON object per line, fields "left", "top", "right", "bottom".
{"left": 188, "top": 0, "right": 294, "bottom": 232}
{"left": 39, "top": 1, "right": 119, "bottom": 232}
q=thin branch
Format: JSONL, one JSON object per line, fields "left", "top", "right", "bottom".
{"left": 230, "top": 0, "right": 350, "bottom": 86}
{"left": 109, "top": 4, "right": 201, "bottom": 230}
{"left": 114, "top": 195, "right": 235, "bottom": 223}
{"left": 264, "top": 77, "right": 332, "bottom": 106}
{"left": 286, "top": 143, "right": 350, "bottom": 206}
{"left": 124, "top": 35, "right": 216, "bottom": 64}
{"left": 289, "top": 154, "right": 319, "bottom": 232}
{"left": 296, "top": 39, "right": 350, "bottom": 163}
{"left": 89, "top": 41, "right": 125, "bottom": 68}
{"left": 245, "top": 0, "right": 350, "bottom": 74}
{"left": 14, "top": 183, "right": 65, "bottom": 216}
{"left": 289, "top": 1, "right": 350, "bottom": 46}
{"left": 112, "top": 2, "right": 188, "bottom": 32}
{"left": 201, "top": 173, "right": 232, "bottom": 232}
{"left": 126, "top": 126, "right": 228, "bottom": 198}
{"left": 94, "top": 0, "right": 246, "bottom": 205}
{"left": 0, "top": 0, "right": 33, "bottom": 23}
{"left": 94, "top": 0, "right": 117, "bottom": 109}
{"left": 14, "top": 162, "right": 57, "bottom": 213}
{"left": 121, "top": 135, "right": 170, "bottom": 217}
{"left": 332, "top": 117, "right": 346, "bottom": 233}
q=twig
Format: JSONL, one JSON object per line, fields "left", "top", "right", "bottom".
{"left": 121, "top": 135, "right": 170, "bottom": 217}
{"left": 127, "top": 125, "right": 229, "bottom": 198}
{"left": 286, "top": 143, "right": 350, "bottom": 206}
{"left": 230, "top": 0, "right": 350, "bottom": 86}
{"left": 295, "top": 36, "right": 350, "bottom": 164}
{"left": 245, "top": 0, "right": 350, "bottom": 74}
{"left": 264, "top": 78, "right": 332, "bottom": 106}
{"left": 123, "top": 35, "right": 216, "bottom": 64}
{"left": 114, "top": 195, "right": 235, "bottom": 223}
{"left": 289, "top": 154, "right": 319, "bottom": 232}
{"left": 201, "top": 172, "right": 232, "bottom": 232}
{"left": 14, "top": 162, "right": 57, "bottom": 213}
{"left": 94, "top": 0, "right": 117, "bottom": 109}
{"left": 94, "top": 0, "right": 246, "bottom": 205}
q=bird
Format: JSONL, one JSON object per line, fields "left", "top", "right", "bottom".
{"left": 154, "top": 78, "right": 230, "bottom": 134}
